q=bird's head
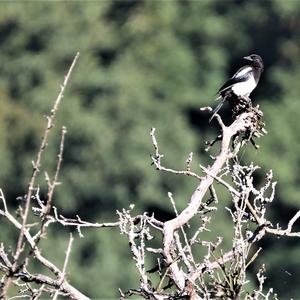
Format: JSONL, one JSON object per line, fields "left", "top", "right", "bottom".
{"left": 243, "top": 54, "right": 264, "bottom": 70}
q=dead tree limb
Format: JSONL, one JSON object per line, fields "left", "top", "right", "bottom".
{"left": 162, "top": 111, "right": 259, "bottom": 292}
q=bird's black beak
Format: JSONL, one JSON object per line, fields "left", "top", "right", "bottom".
{"left": 243, "top": 55, "right": 252, "bottom": 61}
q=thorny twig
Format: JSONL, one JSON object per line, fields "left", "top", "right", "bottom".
{"left": 13, "top": 53, "right": 80, "bottom": 269}
{"left": 31, "top": 126, "right": 68, "bottom": 245}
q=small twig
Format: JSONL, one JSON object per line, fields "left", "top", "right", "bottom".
{"left": 156, "top": 256, "right": 181, "bottom": 292}
{"left": 52, "top": 207, "right": 120, "bottom": 238}
{"left": 52, "top": 233, "right": 74, "bottom": 300}
{"left": 168, "top": 192, "right": 195, "bottom": 271}
{"left": 205, "top": 134, "right": 222, "bottom": 152}
{"left": 46, "top": 126, "right": 67, "bottom": 215}
{"left": 287, "top": 210, "right": 300, "bottom": 232}
{"left": 201, "top": 165, "right": 262, "bottom": 224}
{"left": 186, "top": 152, "right": 193, "bottom": 171}
{"left": 150, "top": 128, "right": 202, "bottom": 181}
{"left": 245, "top": 247, "right": 262, "bottom": 269}
{"left": 0, "top": 189, "right": 8, "bottom": 213}
{"left": 0, "top": 244, "right": 12, "bottom": 268}
{"left": 200, "top": 106, "right": 213, "bottom": 112}
{"left": 200, "top": 165, "right": 240, "bottom": 197}
{"left": 209, "top": 185, "right": 218, "bottom": 203}
{"left": 215, "top": 114, "right": 226, "bottom": 131}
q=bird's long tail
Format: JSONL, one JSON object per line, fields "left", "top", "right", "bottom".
{"left": 209, "top": 100, "right": 224, "bottom": 122}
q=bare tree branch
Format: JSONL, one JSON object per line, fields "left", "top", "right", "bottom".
{"left": 13, "top": 52, "right": 80, "bottom": 270}
{"left": 162, "top": 111, "right": 259, "bottom": 291}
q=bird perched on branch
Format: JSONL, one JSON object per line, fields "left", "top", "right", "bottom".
{"left": 210, "top": 54, "right": 264, "bottom": 122}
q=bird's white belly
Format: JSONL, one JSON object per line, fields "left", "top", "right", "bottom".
{"left": 231, "top": 77, "right": 256, "bottom": 97}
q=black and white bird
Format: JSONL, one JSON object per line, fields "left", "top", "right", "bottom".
{"left": 210, "top": 54, "right": 264, "bottom": 122}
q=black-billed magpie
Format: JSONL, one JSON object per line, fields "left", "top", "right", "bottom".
{"left": 210, "top": 54, "right": 264, "bottom": 122}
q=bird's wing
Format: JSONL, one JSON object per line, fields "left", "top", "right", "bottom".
{"left": 217, "top": 66, "right": 252, "bottom": 94}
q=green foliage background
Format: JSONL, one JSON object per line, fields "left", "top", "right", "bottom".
{"left": 0, "top": 1, "right": 300, "bottom": 298}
